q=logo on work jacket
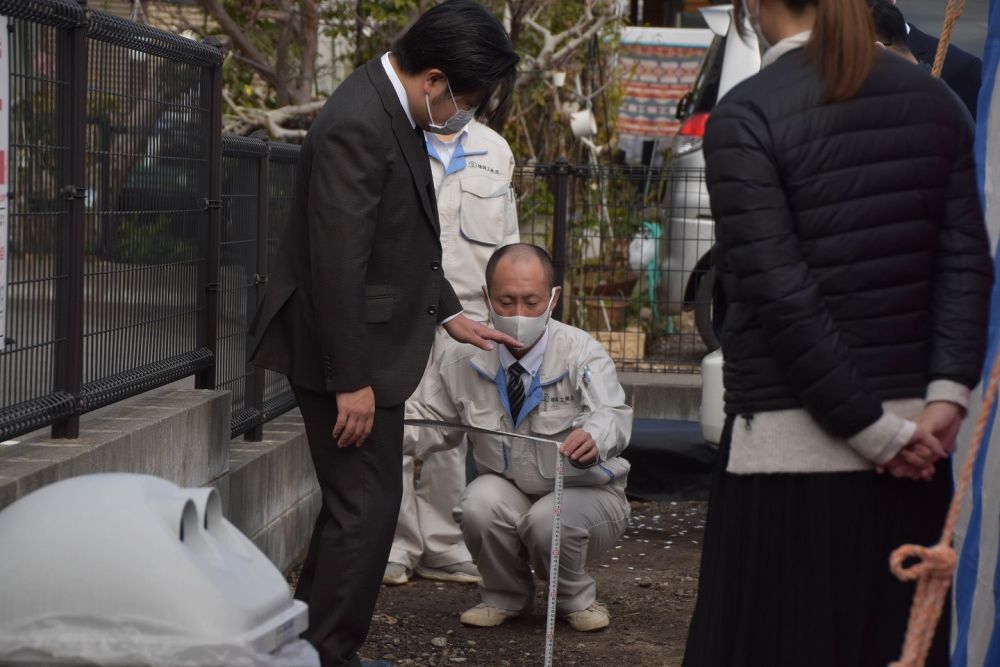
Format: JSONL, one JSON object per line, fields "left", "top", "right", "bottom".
{"left": 467, "top": 160, "right": 502, "bottom": 175}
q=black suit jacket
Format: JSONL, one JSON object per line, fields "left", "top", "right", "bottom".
{"left": 907, "top": 24, "right": 982, "bottom": 119}
{"left": 249, "top": 58, "right": 462, "bottom": 406}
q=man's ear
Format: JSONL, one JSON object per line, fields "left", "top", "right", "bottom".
{"left": 423, "top": 68, "right": 447, "bottom": 96}
{"left": 551, "top": 286, "right": 562, "bottom": 310}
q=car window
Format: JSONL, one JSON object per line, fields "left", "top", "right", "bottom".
{"left": 690, "top": 35, "right": 726, "bottom": 115}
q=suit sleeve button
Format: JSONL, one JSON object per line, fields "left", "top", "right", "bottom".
{"left": 427, "top": 305, "right": 437, "bottom": 315}
{"left": 431, "top": 261, "right": 441, "bottom": 271}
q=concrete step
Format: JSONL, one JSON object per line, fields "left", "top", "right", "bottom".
{"left": 620, "top": 372, "right": 702, "bottom": 422}
{"left": 0, "top": 388, "right": 230, "bottom": 512}
{"left": 212, "top": 409, "right": 320, "bottom": 572}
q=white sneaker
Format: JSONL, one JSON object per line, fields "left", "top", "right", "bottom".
{"left": 460, "top": 602, "right": 528, "bottom": 627}
{"left": 414, "top": 561, "right": 481, "bottom": 584}
{"left": 382, "top": 562, "right": 410, "bottom": 586}
{"left": 563, "top": 601, "right": 610, "bottom": 632}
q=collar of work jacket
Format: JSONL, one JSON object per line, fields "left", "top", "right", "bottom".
{"left": 365, "top": 57, "right": 439, "bottom": 235}
{"left": 468, "top": 323, "right": 570, "bottom": 429}
{"left": 426, "top": 129, "right": 489, "bottom": 176}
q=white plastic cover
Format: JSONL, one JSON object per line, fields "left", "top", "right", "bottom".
{"left": 701, "top": 349, "right": 726, "bottom": 445}
{"left": 0, "top": 474, "right": 313, "bottom": 666}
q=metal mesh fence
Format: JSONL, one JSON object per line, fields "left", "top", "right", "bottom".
{"left": 0, "top": 3, "right": 221, "bottom": 441}
{"left": 0, "top": 1, "right": 713, "bottom": 444}
{"left": 80, "top": 12, "right": 212, "bottom": 411}
{"left": 0, "top": 11, "right": 80, "bottom": 438}
{"left": 218, "top": 135, "right": 264, "bottom": 438}
{"left": 261, "top": 143, "right": 298, "bottom": 422}
{"left": 513, "top": 163, "right": 714, "bottom": 373}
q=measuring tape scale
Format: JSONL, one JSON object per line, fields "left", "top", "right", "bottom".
{"left": 404, "top": 418, "right": 567, "bottom": 667}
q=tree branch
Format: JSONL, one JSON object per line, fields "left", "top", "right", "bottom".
{"left": 195, "top": 0, "right": 278, "bottom": 82}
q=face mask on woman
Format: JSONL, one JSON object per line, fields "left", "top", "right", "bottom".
{"left": 484, "top": 288, "right": 558, "bottom": 348}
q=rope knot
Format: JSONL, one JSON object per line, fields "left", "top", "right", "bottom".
{"left": 890, "top": 543, "right": 957, "bottom": 583}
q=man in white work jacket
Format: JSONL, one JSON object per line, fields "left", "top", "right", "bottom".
{"left": 385, "top": 118, "right": 520, "bottom": 586}
{"left": 407, "top": 243, "right": 632, "bottom": 632}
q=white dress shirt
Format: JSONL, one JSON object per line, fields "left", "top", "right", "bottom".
{"left": 499, "top": 327, "right": 550, "bottom": 393}
{"left": 381, "top": 52, "right": 415, "bottom": 128}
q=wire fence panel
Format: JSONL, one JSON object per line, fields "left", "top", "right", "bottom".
{"left": 0, "top": 11, "right": 79, "bottom": 440}
{"left": 78, "top": 12, "right": 216, "bottom": 412}
{"left": 261, "top": 143, "right": 298, "bottom": 422}
{"left": 219, "top": 135, "right": 265, "bottom": 438}
{"left": 511, "top": 163, "right": 553, "bottom": 250}
{"left": 0, "top": 2, "right": 710, "bottom": 445}
{"left": 513, "top": 163, "right": 713, "bottom": 374}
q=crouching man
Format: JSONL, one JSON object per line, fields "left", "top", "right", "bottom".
{"left": 407, "top": 243, "right": 632, "bottom": 632}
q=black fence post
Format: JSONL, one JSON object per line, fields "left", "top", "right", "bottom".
{"left": 51, "top": 2, "right": 87, "bottom": 439}
{"left": 247, "top": 136, "right": 269, "bottom": 442}
{"left": 551, "top": 157, "right": 570, "bottom": 321}
{"left": 196, "top": 37, "right": 223, "bottom": 390}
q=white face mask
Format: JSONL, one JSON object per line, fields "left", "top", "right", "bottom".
{"left": 740, "top": 0, "right": 771, "bottom": 50}
{"left": 484, "top": 287, "right": 557, "bottom": 348}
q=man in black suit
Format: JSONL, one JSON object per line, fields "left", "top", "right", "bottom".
{"left": 249, "top": 2, "right": 519, "bottom": 665}
{"left": 894, "top": 0, "right": 983, "bottom": 118}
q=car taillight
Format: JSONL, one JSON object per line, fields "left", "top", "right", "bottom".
{"left": 678, "top": 112, "right": 710, "bottom": 137}
{"left": 673, "top": 112, "right": 710, "bottom": 157}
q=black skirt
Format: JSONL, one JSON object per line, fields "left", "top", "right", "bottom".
{"left": 683, "top": 419, "right": 952, "bottom": 667}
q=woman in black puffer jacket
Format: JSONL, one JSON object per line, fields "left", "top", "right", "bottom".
{"left": 682, "top": 1, "right": 993, "bottom": 666}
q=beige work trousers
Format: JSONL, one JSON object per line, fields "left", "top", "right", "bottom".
{"left": 389, "top": 445, "right": 472, "bottom": 569}
{"left": 390, "top": 329, "right": 473, "bottom": 570}
{"left": 455, "top": 473, "right": 630, "bottom": 614}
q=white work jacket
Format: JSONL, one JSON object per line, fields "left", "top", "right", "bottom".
{"left": 407, "top": 320, "right": 633, "bottom": 496}
{"left": 428, "top": 119, "right": 519, "bottom": 323}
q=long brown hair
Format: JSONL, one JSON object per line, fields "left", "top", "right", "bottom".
{"left": 735, "top": 0, "right": 876, "bottom": 102}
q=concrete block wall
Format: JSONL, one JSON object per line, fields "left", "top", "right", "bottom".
{"left": 0, "top": 388, "right": 230, "bottom": 508}
{"left": 213, "top": 410, "right": 320, "bottom": 572}
{"left": 0, "top": 387, "right": 319, "bottom": 573}
{"left": 620, "top": 372, "right": 703, "bottom": 421}
{"left": 0, "top": 373, "right": 701, "bottom": 573}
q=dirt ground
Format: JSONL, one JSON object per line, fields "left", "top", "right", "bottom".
{"left": 290, "top": 500, "right": 708, "bottom": 667}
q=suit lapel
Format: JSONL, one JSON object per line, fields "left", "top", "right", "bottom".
{"left": 365, "top": 59, "right": 439, "bottom": 234}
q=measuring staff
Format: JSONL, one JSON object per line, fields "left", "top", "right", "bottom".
{"left": 405, "top": 244, "right": 633, "bottom": 633}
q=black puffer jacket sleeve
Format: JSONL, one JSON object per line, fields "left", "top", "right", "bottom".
{"left": 930, "top": 118, "right": 993, "bottom": 388}
{"left": 705, "top": 102, "right": 884, "bottom": 439}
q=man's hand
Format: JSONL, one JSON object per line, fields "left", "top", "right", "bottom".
{"left": 333, "top": 386, "right": 375, "bottom": 447}
{"left": 560, "top": 429, "right": 599, "bottom": 465}
{"left": 918, "top": 401, "right": 965, "bottom": 454}
{"left": 877, "top": 425, "right": 946, "bottom": 481}
{"left": 443, "top": 313, "right": 521, "bottom": 351}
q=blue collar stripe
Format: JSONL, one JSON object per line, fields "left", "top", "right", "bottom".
{"left": 495, "top": 366, "right": 513, "bottom": 422}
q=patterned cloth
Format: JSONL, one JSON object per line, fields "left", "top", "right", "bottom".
{"left": 617, "top": 27, "right": 713, "bottom": 138}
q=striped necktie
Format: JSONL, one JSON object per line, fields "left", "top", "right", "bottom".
{"left": 507, "top": 362, "right": 526, "bottom": 423}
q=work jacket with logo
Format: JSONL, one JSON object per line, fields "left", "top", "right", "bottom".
{"left": 407, "top": 320, "right": 632, "bottom": 496}
{"left": 428, "top": 119, "right": 519, "bottom": 322}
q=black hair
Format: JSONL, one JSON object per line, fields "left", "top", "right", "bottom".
{"left": 486, "top": 244, "right": 556, "bottom": 292}
{"left": 393, "top": 0, "right": 520, "bottom": 127}
{"left": 868, "top": 0, "right": 908, "bottom": 47}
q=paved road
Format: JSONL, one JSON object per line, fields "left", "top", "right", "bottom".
{"left": 900, "top": 0, "right": 989, "bottom": 59}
